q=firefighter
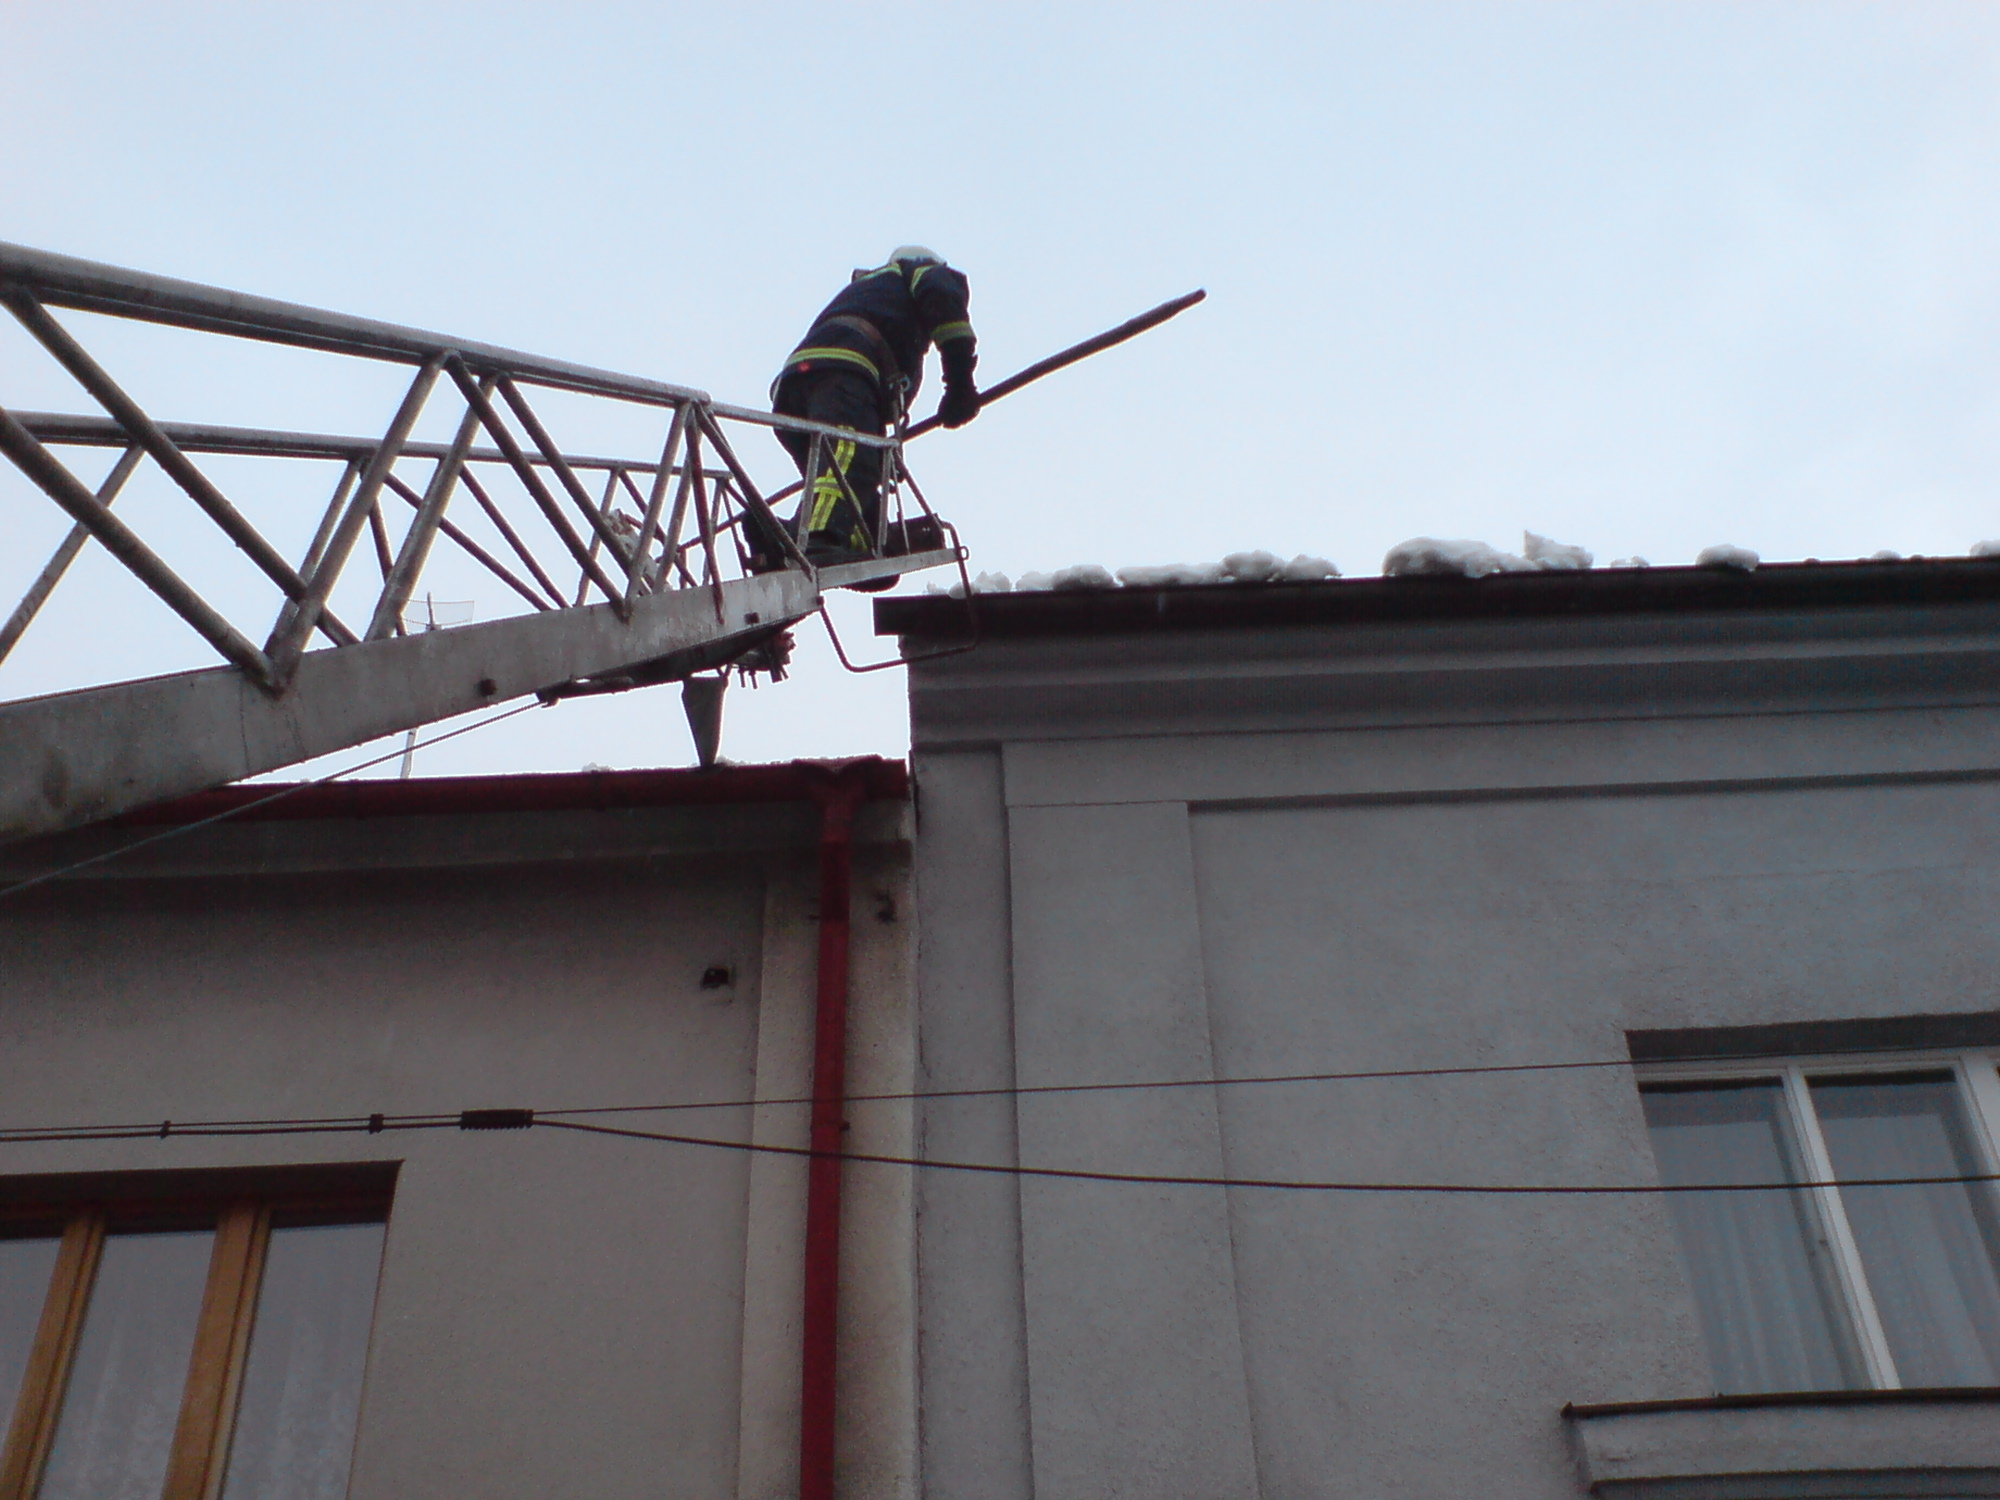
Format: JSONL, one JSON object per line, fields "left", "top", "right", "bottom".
{"left": 769, "top": 246, "right": 980, "bottom": 564}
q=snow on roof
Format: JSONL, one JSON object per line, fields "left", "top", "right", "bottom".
{"left": 926, "top": 532, "right": 2000, "bottom": 598}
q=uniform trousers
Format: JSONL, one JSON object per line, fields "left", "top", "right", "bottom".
{"left": 772, "top": 368, "right": 886, "bottom": 548}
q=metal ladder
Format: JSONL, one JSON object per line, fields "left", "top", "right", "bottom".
{"left": 0, "top": 242, "right": 963, "bottom": 844}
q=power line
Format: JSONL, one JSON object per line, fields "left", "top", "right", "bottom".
{"left": 542, "top": 1059, "right": 1627, "bottom": 1116}
{"left": 3, "top": 1032, "right": 1984, "bottom": 1136}
{"left": 531, "top": 1035, "right": 2000, "bottom": 1118}
{"left": 4, "top": 706, "right": 1993, "bottom": 1182}
{"left": 1, "top": 1107, "right": 1996, "bottom": 1198}
{"left": 0, "top": 700, "right": 542, "bottom": 903}
{"left": 536, "top": 1117, "right": 2000, "bottom": 1197}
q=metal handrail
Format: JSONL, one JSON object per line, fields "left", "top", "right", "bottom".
{"left": 0, "top": 243, "right": 968, "bottom": 844}
{"left": 0, "top": 240, "right": 936, "bottom": 698}
{"left": 9, "top": 411, "right": 739, "bottom": 476}
{"left": 2, "top": 406, "right": 927, "bottom": 676}
{"left": 0, "top": 240, "right": 894, "bottom": 444}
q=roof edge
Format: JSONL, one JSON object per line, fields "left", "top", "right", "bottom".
{"left": 108, "top": 757, "right": 910, "bottom": 828}
{"left": 873, "top": 558, "right": 2000, "bottom": 640}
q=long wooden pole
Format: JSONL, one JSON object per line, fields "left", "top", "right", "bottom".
{"left": 904, "top": 286, "right": 1205, "bottom": 438}
{"left": 763, "top": 289, "right": 1207, "bottom": 508}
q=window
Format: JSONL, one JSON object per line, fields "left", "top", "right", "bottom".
{"left": 0, "top": 1167, "right": 391, "bottom": 1500}
{"left": 1639, "top": 1052, "right": 2000, "bottom": 1395}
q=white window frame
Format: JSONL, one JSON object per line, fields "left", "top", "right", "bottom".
{"left": 1635, "top": 1046, "right": 2000, "bottom": 1391}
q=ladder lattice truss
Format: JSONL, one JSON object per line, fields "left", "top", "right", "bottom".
{"left": 0, "top": 242, "right": 962, "bottom": 844}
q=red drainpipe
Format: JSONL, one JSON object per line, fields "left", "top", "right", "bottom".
{"left": 800, "top": 764, "right": 868, "bottom": 1500}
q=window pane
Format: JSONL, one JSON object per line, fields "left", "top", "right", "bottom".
{"left": 222, "top": 1222, "right": 385, "bottom": 1500}
{"left": 40, "top": 1228, "right": 214, "bottom": 1500}
{"left": 1810, "top": 1073, "right": 2000, "bottom": 1386}
{"left": 1642, "top": 1082, "right": 1860, "bottom": 1392}
{"left": 0, "top": 1237, "right": 59, "bottom": 1424}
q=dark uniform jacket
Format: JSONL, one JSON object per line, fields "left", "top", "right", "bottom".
{"left": 777, "top": 257, "right": 976, "bottom": 408}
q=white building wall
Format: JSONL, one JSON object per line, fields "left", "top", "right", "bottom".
{"left": 896, "top": 586, "right": 2000, "bottom": 1498}
{"left": 0, "top": 789, "right": 916, "bottom": 1500}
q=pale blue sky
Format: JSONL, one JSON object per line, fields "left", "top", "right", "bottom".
{"left": 4, "top": 2, "right": 1998, "bottom": 773}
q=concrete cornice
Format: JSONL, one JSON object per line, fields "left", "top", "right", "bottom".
{"left": 1566, "top": 1390, "right": 2000, "bottom": 1494}
{"left": 895, "top": 586, "right": 2000, "bottom": 747}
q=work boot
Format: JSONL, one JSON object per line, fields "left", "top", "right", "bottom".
{"left": 885, "top": 515, "right": 946, "bottom": 557}
{"left": 804, "top": 532, "right": 900, "bottom": 592}
{"left": 804, "top": 531, "right": 870, "bottom": 568}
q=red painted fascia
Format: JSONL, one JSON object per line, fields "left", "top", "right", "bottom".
{"left": 106, "top": 757, "right": 909, "bottom": 827}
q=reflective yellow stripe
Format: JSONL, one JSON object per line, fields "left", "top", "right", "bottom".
{"left": 809, "top": 480, "right": 843, "bottom": 532}
{"left": 931, "top": 320, "right": 974, "bottom": 344}
{"left": 783, "top": 346, "right": 879, "bottom": 380}
{"left": 908, "top": 262, "right": 935, "bottom": 292}
{"left": 807, "top": 438, "right": 860, "bottom": 533}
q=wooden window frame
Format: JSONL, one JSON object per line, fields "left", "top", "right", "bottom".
{"left": 1636, "top": 1048, "right": 2000, "bottom": 1391}
{"left": 0, "top": 1164, "right": 395, "bottom": 1500}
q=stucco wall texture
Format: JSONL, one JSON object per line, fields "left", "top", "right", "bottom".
{"left": 0, "top": 793, "right": 918, "bottom": 1500}
{"left": 895, "top": 583, "right": 2000, "bottom": 1499}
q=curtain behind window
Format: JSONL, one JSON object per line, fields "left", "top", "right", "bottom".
{"left": 221, "top": 1220, "right": 385, "bottom": 1500}
{"left": 1642, "top": 1082, "right": 1859, "bottom": 1393}
{"left": 39, "top": 1229, "right": 214, "bottom": 1500}
{"left": 1810, "top": 1074, "right": 2000, "bottom": 1387}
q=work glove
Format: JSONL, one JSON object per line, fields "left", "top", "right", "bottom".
{"left": 940, "top": 382, "right": 981, "bottom": 428}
